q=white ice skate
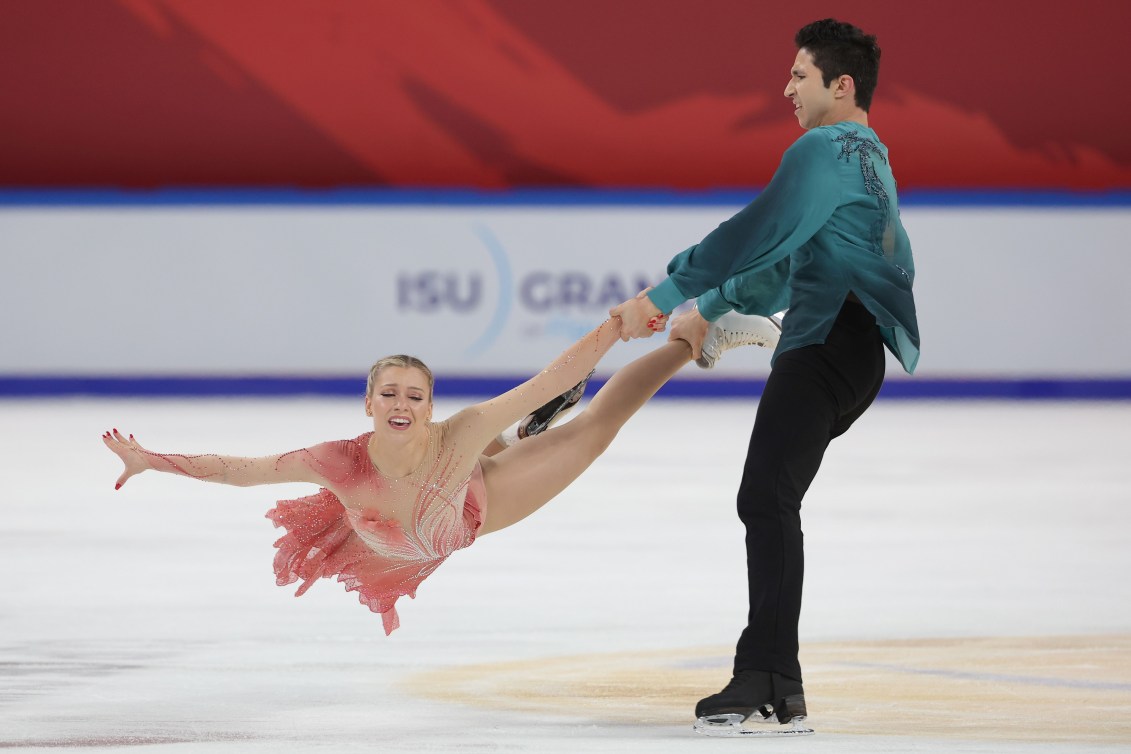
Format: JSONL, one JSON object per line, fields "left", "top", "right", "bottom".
{"left": 696, "top": 311, "right": 783, "bottom": 369}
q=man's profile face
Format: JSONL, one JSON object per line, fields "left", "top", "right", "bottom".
{"left": 784, "top": 48, "right": 838, "bottom": 129}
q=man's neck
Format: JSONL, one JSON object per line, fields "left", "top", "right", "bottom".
{"left": 835, "top": 106, "right": 869, "bottom": 128}
{"left": 815, "top": 104, "right": 869, "bottom": 129}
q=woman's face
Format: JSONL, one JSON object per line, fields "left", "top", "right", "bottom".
{"left": 365, "top": 366, "right": 433, "bottom": 434}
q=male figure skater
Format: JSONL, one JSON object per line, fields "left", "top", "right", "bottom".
{"left": 612, "top": 18, "right": 920, "bottom": 736}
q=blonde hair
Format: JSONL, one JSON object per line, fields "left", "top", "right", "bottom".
{"left": 366, "top": 355, "right": 434, "bottom": 400}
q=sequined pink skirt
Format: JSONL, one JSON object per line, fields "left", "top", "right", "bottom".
{"left": 266, "top": 489, "right": 426, "bottom": 635}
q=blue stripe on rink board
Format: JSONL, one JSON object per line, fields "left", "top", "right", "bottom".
{"left": 2, "top": 376, "right": 1130, "bottom": 400}
{"left": 1, "top": 188, "right": 1130, "bottom": 208}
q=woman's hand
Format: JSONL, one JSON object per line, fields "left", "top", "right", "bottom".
{"left": 667, "top": 306, "right": 709, "bottom": 361}
{"left": 609, "top": 288, "right": 665, "bottom": 341}
{"left": 102, "top": 428, "right": 153, "bottom": 490}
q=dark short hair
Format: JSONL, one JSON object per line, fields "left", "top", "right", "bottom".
{"left": 795, "top": 19, "right": 881, "bottom": 112}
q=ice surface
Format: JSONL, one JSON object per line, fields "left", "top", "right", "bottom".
{"left": 2, "top": 398, "right": 1129, "bottom": 752}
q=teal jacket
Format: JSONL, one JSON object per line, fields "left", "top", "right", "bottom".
{"left": 647, "top": 122, "right": 920, "bottom": 374}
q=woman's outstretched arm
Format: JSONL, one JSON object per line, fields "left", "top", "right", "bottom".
{"left": 102, "top": 428, "right": 327, "bottom": 490}
{"left": 445, "top": 317, "right": 623, "bottom": 452}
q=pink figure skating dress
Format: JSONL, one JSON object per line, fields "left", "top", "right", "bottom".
{"left": 265, "top": 429, "right": 485, "bottom": 634}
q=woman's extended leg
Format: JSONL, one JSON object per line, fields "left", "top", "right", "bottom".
{"left": 478, "top": 338, "right": 692, "bottom": 534}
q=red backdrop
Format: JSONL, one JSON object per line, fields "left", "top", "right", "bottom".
{"left": 2, "top": 0, "right": 1126, "bottom": 189}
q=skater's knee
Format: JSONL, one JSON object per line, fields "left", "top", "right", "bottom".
{"left": 568, "top": 414, "right": 618, "bottom": 459}
{"left": 737, "top": 491, "right": 803, "bottom": 522}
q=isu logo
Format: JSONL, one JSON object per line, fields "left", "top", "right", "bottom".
{"left": 396, "top": 272, "right": 482, "bottom": 312}
{"left": 395, "top": 223, "right": 661, "bottom": 355}
{"left": 396, "top": 271, "right": 656, "bottom": 313}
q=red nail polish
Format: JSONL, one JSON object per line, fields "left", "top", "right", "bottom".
{"left": 115, "top": 483, "right": 121, "bottom": 490}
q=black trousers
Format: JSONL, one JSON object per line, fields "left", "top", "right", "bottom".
{"left": 732, "top": 299, "right": 886, "bottom": 682}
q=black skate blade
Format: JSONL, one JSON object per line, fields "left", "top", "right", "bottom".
{"left": 693, "top": 713, "right": 815, "bottom": 737}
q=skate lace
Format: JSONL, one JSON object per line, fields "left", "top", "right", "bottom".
{"left": 713, "top": 318, "right": 778, "bottom": 352}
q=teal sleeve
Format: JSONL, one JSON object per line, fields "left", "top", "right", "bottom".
{"left": 646, "top": 276, "right": 688, "bottom": 314}
{"left": 720, "top": 261, "right": 793, "bottom": 317}
{"left": 651, "top": 131, "right": 840, "bottom": 313}
{"left": 695, "top": 288, "right": 733, "bottom": 322}
{"left": 694, "top": 257, "right": 793, "bottom": 322}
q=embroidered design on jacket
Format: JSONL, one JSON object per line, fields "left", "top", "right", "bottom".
{"left": 833, "top": 131, "right": 905, "bottom": 278}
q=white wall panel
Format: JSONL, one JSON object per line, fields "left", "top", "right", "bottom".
{"left": 3, "top": 204, "right": 1128, "bottom": 378}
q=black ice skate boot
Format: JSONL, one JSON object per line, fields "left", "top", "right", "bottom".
{"left": 693, "top": 670, "right": 814, "bottom": 737}
{"left": 516, "top": 370, "right": 594, "bottom": 439}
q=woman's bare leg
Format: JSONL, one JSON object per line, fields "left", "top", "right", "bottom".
{"left": 482, "top": 437, "right": 508, "bottom": 457}
{"left": 478, "top": 339, "right": 692, "bottom": 534}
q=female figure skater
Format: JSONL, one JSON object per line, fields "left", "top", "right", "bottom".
{"left": 104, "top": 314, "right": 777, "bottom": 633}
